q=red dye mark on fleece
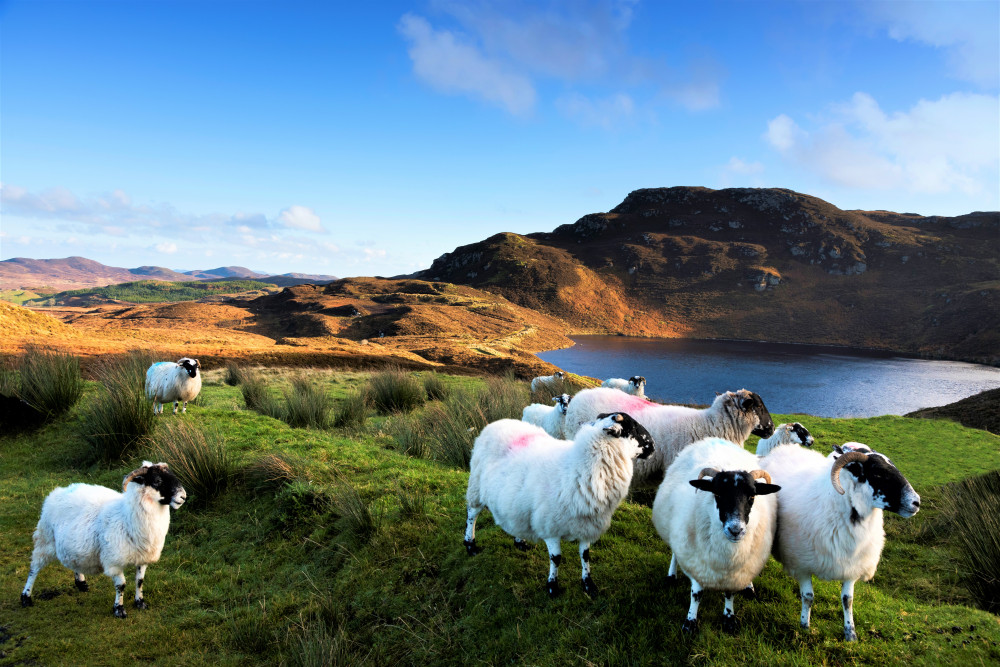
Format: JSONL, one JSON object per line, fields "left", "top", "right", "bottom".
{"left": 509, "top": 433, "right": 541, "bottom": 450}
{"left": 620, "top": 396, "right": 653, "bottom": 412}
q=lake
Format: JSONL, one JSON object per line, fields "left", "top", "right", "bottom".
{"left": 536, "top": 336, "right": 1000, "bottom": 418}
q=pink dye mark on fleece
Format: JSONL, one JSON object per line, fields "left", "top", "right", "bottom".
{"left": 509, "top": 433, "right": 542, "bottom": 450}
{"left": 620, "top": 395, "right": 653, "bottom": 412}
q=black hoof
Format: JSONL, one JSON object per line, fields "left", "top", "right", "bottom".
{"left": 112, "top": 604, "right": 127, "bottom": 619}
{"left": 134, "top": 599, "right": 149, "bottom": 610}
{"left": 581, "top": 575, "right": 599, "bottom": 598}
{"left": 75, "top": 580, "right": 89, "bottom": 593}
{"left": 463, "top": 539, "right": 482, "bottom": 556}
{"left": 20, "top": 593, "right": 32, "bottom": 607}
{"left": 682, "top": 618, "right": 699, "bottom": 634}
{"left": 546, "top": 580, "right": 563, "bottom": 598}
{"left": 722, "top": 615, "right": 739, "bottom": 634}
{"left": 665, "top": 574, "right": 679, "bottom": 587}
{"left": 740, "top": 584, "right": 756, "bottom": 599}
{"left": 513, "top": 538, "right": 531, "bottom": 552}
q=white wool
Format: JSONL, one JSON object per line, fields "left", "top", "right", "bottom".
{"left": 520, "top": 394, "right": 571, "bottom": 439}
{"left": 602, "top": 376, "right": 646, "bottom": 397}
{"left": 754, "top": 422, "right": 813, "bottom": 457}
{"left": 145, "top": 358, "right": 202, "bottom": 414}
{"left": 530, "top": 371, "right": 565, "bottom": 393}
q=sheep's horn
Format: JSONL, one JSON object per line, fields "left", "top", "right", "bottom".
{"left": 122, "top": 466, "right": 149, "bottom": 492}
{"left": 830, "top": 451, "right": 869, "bottom": 495}
{"left": 697, "top": 467, "right": 720, "bottom": 480}
{"left": 749, "top": 469, "right": 772, "bottom": 485}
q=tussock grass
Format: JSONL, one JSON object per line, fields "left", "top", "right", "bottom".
{"left": 17, "top": 345, "right": 83, "bottom": 419}
{"left": 366, "top": 367, "right": 426, "bottom": 414}
{"left": 940, "top": 470, "right": 1000, "bottom": 612}
{"left": 332, "top": 390, "right": 371, "bottom": 430}
{"left": 421, "top": 371, "right": 450, "bottom": 401}
{"left": 329, "top": 478, "right": 384, "bottom": 544}
{"left": 149, "top": 420, "right": 234, "bottom": 507}
{"left": 244, "top": 452, "right": 303, "bottom": 492}
{"left": 240, "top": 368, "right": 284, "bottom": 419}
{"left": 388, "top": 413, "right": 428, "bottom": 458}
{"left": 81, "top": 351, "right": 157, "bottom": 464}
{"left": 224, "top": 361, "right": 249, "bottom": 386}
{"left": 396, "top": 484, "right": 428, "bottom": 520}
{"left": 283, "top": 375, "right": 333, "bottom": 429}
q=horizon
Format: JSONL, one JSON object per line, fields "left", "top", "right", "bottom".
{"left": 2, "top": 0, "right": 997, "bottom": 277}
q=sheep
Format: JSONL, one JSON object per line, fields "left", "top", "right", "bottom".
{"left": 651, "top": 437, "right": 780, "bottom": 633}
{"left": 521, "top": 393, "right": 572, "bottom": 439}
{"left": 564, "top": 387, "right": 774, "bottom": 490}
{"left": 759, "top": 443, "right": 920, "bottom": 641}
{"left": 146, "top": 357, "right": 202, "bottom": 414}
{"left": 754, "top": 422, "right": 814, "bottom": 457}
{"left": 530, "top": 371, "right": 565, "bottom": 393}
{"left": 463, "top": 412, "right": 654, "bottom": 598}
{"left": 601, "top": 375, "right": 646, "bottom": 397}
{"left": 21, "top": 462, "right": 187, "bottom": 618}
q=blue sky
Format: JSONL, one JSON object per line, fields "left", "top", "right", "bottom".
{"left": 1, "top": 0, "right": 997, "bottom": 277}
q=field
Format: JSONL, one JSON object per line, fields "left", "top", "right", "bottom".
{"left": 19, "top": 279, "right": 280, "bottom": 307}
{"left": 1, "top": 368, "right": 998, "bottom": 666}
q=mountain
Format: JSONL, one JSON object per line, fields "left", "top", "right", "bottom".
{"left": 184, "top": 266, "right": 269, "bottom": 280}
{"left": 418, "top": 187, "right": 999, "bottom": 364}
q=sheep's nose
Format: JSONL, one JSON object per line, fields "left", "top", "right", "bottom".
{"left": 725, "top": 524, "right": 746, "bottom": 541}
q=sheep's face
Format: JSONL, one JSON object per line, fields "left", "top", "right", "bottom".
{"left": 774, "top": 422, "right": 813, "bottom": 447}
{"left": 839, "top": 452, "right": 920, "bottom": 518}
{"left": 178, "top": 358, "right": 199, "bottom": 379}
{"left": 689, "top": 471, "right": 780, "bottom": 542}
{"left": 597, "top": 412, "right": 654, "bottom": 460}
{"left": 552, "top": 394, "right": 571, "bottom": 415}
{"left": 555, "top": 372, "right": 565, "bottom": 379}
{"left": 131, "top": 463, "right": 187, "bottom": 509}
{"left": 729, "top": 390, "right": 774, "bottom": 438}
{"left": 629, "top": 376, "right": 646, "bottom": 388}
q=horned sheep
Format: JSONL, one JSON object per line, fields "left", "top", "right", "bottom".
{"left": 21, "top": 462, "right": 187, "bottom": 618}
{"left": 564, "top": 387, "right": 774, "bottom": 490}
{"left": 464, "top": 413, "right": 654, "bottom": 597}
{"left": 146, "top": 358, "right": 202, "bottom": 414}
{"left": 521, "top": 394, "right": 572, "bottom": 439}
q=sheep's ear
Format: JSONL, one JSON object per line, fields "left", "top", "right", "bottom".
{"left": 689, "top": 479, "right": 714, "bottom": 492}
{"left": 551, "top": 396, "right": 560, "bottom": 404}
{"left": 740, "top": 396, "right": 755, "bottom": 411}
{"left": 754, "top": 483, "right": 781, "bottom": 496}
{"left": 142, "top": 460, "right": 154, "bottom": 467}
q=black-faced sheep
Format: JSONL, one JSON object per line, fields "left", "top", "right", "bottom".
{"left": 601, "top": 376, "right": 646, "bottom": 397}
{"left": 529, "top": 371, "right": 565, "bottom": 393}
{"left": 754, "top": 422, "right": 814, "bottom": 457}
{"left": 146, "top": 358, "right": 202, "bottom": 414}
{"left": 521, "top": 393, "right": 572, "bottom": 439}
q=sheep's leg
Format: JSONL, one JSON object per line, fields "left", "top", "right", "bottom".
{"left": 544, "top": 538, "right": 562, "bottom": 597}
{"left": 741, "top": 581, "right": 756, "bottom": 599}
{"left": 721, "top": 591, "right": 738, "bottom": 634}
{"left": 181, "top": 400, "right": 188, "bottom": 414}
{"left": 173, "top": 400, "right": 179, "bottom": 414}
{"left": 134, "top": 565, "right": 149, "bottom": 610}
{"left": 108, "top": 568, "right": 128, "bottom": 618}
{"left": 799, "top": 577, "right": 814, "bottom": 629}
{"left": 666, "top": 554, "right": 678, "bottom": 586}
{"left": 462, "top": 504, "right": 482, "bottom": 556}
{"left": 682, "top": 578, "right": 703, "bottom": 633}
{"left": 580, "top": 543, "right": 598, "bottom": 598}
{"left": 841, "top": 579, "right": 857, "bottom": 641}
{"left": 513, "top": 537, "right": 531, "bottom": 551}
{"left": 21, "top": 552, "right": 53, "bottom": 607}
{"left": 74, "top": 573, "right": 89, "bottom": 592}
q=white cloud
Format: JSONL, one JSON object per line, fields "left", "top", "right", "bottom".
{"left": 555, "top": 92, "right": 634, "bottom": 129}
{"left": 154, "top": 242, "right": 178, "bottom": 254}
{"left": 765, "top": 92, "right": 999, "bottom": 195}
{"left": 278, "top": 205, "right": 325, "bottom": 233}
{"left": 398, "top": 13, "right": 536, "bottom": 116}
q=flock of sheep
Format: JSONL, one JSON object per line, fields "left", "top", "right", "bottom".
{"left": 18, "top": 359, "right": 920, "bottom": 643}
{"left": 470, "top": 373, "right": 920, "bottom": 641}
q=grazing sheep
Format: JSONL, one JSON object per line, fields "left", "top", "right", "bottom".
{"left": 652, "top": 438, "right": 780, "bottom": 633}
{"left": 464, "top": 413, "right": 654, "bottom": 597}
{"left": 602, "top": 376, "right": 646, "bottom": 397}
{"left": 521, "top": 394, "right": 572, "bottom": 439}
{"left": 564, "top": 388, "right": 774, "bottom": 490}
{"left": 146, "top": 358, "right": 201, "bottom": 414}
{"left": 21, "top": 462, "right": 187, "bottom": 618}
{"left": 754, "top": 422, "right": 814, "bottom": 457}
{"left": 759, "top": 443, "right": 920, "bottom": 641}
{"left": 530, "top": 371, "right": 565, "bottom": 393}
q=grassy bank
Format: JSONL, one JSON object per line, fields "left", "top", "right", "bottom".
{"left": 1, "top": 370, "right": 998, "bottom": 665}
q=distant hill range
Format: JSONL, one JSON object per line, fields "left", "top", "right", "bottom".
{"left": 417, "top": 187, "right": 999, "bottom": 364}
{"left": 0, "top": 256, "right": 338, "bottom": 290}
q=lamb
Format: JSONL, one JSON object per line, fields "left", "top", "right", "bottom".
{"left": 602, "top": 375, "right": 646, "bottom": 397}
{"left": 146, "top": 357, "right": 202, "bottom": 414}
{"left": 759, "top": 443, "right": 920, "bottom": 641}
{"left": 651, "top": 438, "right": 780, "bottom": 633}
{"left": 754, "top": 422, "right": 814, "bottom": 457}
{"left": 464, "top": 412, "right": 654, "bottom": 597}
{"left": 521, "top": 394, "right": 572, "bottom": 439}
{"left": 21, "top": 462, "right": 187, "bottom": 618}
{"left": 530, "top": 371, "right": 565, "bottom": 393}
{"left": 564, "top": 387, "right": 774, "bottom": 490}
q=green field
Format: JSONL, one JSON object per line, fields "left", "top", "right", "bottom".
{"left": 0, "top": 289, "right": 54, "bottom": 305}
{"left": 1, "top": 369, "right": 998, "bottom": 666}
{"left": 19, "top": 279, "right": 279, "bottom": 306}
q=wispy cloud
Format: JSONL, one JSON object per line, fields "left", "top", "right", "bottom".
{"left": 765, "top": 92, "right": 999, "bottom": 195}
{"left": 279, "top": 205, "right": 325, "bottom": 233}
{"left": 555, "top": 92, "right": 634, "bottom": 129}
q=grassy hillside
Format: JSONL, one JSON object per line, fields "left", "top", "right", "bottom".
{"left": 0, "top": 289, "right": 53, "bottom": 305}
{"left": 22, "top": 279, "right": 280, "bottom": 306}
{"left": 1, "top": 369, "right": 998, "bottom": 665}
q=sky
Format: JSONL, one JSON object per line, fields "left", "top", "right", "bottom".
{"left": 1, "top": 0, "right": 997, "bottom": 278}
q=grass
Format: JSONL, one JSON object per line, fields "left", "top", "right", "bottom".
{"left": 332, "top": 390, "right": 372, "bottom": 430}
{"left": 21, "top": 279, "right": 279, "bottom": 306}
{"left": 1, "top": 369, "right": 999, "bottom": 666}
{"left": 936, "top": 471, "right": 1000, "bottom": 613}
{"left": 148, "top": 420, "right": 235, "bottom": 507}
{"left": 366, "top": 367, "right": 426, "bottom": 414}
{"left": 282, "top": 375, "right": 333, "bottom": 429}
{"left": 80, "top": 351, "right": 157, "bottom": 464}
{"left": 15, "top": 345, "right": 83, "bottom": 420}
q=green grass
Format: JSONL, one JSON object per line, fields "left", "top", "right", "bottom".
{"left": 1, "top": 370, "right": 999, "bottom": 665}
{"left": 79, "top": 351, "right": 157, "bottom": 464}
{"left": 21, "top": 279, "right": 279, "bottom": 306}
{"left": 15, "top": 345, "right": 83, "bottom": 420}
{"left": 0, "top": 289, "right": 52, "bottom": 305}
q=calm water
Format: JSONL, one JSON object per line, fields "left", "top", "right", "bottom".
{"left": 537, "top": 336, "right": 1000, "bottom": 418}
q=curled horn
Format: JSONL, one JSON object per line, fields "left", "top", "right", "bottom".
{"left": 749, "top": 469, "right": 772, "bottom": 485}
{"left": 122, "top": 465, "right": 149, "bottom": 492}
{"left": 830, "top": 451, "right": 869, "bottom": 495}
{"left": 697, "top": 467, "right": 720, "bottom": 480}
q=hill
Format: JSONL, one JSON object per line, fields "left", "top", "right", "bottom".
{"left": 907, "top": 387, "right": 1000, "bottom": 435}
{"left": 21, "top": 279, "right": 281, "bottom": 307}
{"left": 419, "top": 187, "right": 999, "bottom": 364}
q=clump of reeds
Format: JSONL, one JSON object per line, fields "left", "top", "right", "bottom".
{"left": 17, "top": 344, "right": 83, "bottom": 419}
{"left": 149, "top": 420, "right": 234, "bottom": 507}
{"left": 331, "top": 390, "right": 371, "bottom": 430}
{"left": 366, "top": 367, "right": 426, "bottom": 414}
{"left": 941, "top": 471, "right": 1000, "bottom": 612}
{"left": 283, "top": 375, "right": 333, "bottom": 429}
{"left": 422, "top": 371, "right": 450, "bottom": 401}
{"left": 81, "top": 351, "right": 157, "bottom": 464}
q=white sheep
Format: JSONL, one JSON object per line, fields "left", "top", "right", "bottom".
{"left": 759, "top": 443, "right": 920, "bottom": 641}
{"left": 530, "top": 371, "right": 565, "bottom": 393}
{"left": 601, "top": 375, "right": 646, "bottom": 397}
{"left": 564, "top": 387, "right": 774, "bottom": 490}
{"left": 464, "top": 412, "right": 654, "bottom": 597}
{"left": 652, "top": 437, "right": 780, "bottom": 633}
{"left": 754, "top": 422, "right": 814, "bottom": 457}
{"left": 146, "top": 358, "right": 202, "bottom": 414}
{"left": 21, "top": 462, "right": 187, "bottom": 618}
{"left": 520, "top": 393, "right": 572, "bottom": 439}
